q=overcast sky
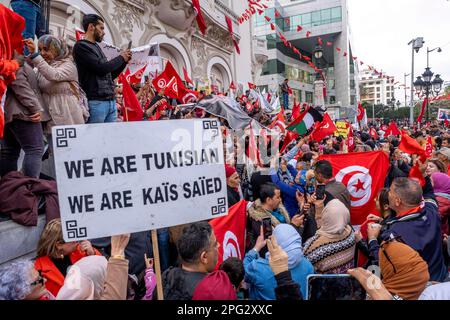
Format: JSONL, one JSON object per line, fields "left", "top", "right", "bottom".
{"left": 348, "top": 0, "right": 450, "bottom": 105}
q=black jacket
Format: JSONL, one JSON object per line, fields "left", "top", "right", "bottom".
{"left": 162, "top": 267, "right": 206, "bottom": 300}
{"left": 72, "top": 40, "right": 127, "bottom": 101}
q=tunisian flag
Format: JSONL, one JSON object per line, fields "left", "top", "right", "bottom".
{"left": 209, "top": 200, "right": 247, "bottom": 270}
{"left": 311, "top": 113, "right": 337, "bottom": 142}
{"left": 356, "top": 102, "right": 365, "bottom": 122}
{"left": 118, "top": 74, "right": 143, "bottom": 121}
{"left": 152, "top": 61, "right": 196, "bottom": 102}
{"left": 319, "top": 151, "right": 390, "bottom": 225}
{"left": 126, "top": 64, "right": 147, "bottom": 84}
{"left": 384, "top": 121, "right": 401, "bottom": 136}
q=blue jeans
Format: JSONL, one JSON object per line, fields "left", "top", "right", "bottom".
{"left": 87, "top": 100, "right": 117, "bottom": 123}
{"left": 11, "top": 0, "right": 45, "bottom": 45}
{"left": 283, "top": 93, "right": 289, "bottom": 109}
{"left": 0, "top": 120, "right": 44, "bottom": 178}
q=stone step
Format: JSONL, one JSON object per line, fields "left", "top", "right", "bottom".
{"left": 0, "top": 215, "right": 46, "bottom": 266}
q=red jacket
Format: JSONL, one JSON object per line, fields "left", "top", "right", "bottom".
{"left": 35, "top": 246, "right": 101, "bottom": 297}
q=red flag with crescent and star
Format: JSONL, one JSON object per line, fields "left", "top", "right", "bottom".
{"left": 319, "top": 151, "right": 390, "bottom": 225}
{"left": 209, "top": 200, "right": 247, "bottom": 270}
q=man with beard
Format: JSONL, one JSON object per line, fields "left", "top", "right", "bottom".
{"left": 73, "top": 14, "right": 132, "bottom": 123}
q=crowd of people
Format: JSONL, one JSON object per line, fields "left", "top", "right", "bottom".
{"left": 1, "top": 8, "right": 450, "bottom": 301}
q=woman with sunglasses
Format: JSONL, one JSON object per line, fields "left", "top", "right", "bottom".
{"left": 34, "top": 219, "right": 101, "bottom": 297}
{"left": 0, "top": 260, "right": 54, "bottom": 300}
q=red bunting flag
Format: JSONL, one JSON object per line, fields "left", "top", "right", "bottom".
{"left": 192, "top": 0, "right": 207, "bottom": 35}
{"left": 209, "top": 200, "right": 247, "bottom": 270}
{"left": 306, "top": 31, "right": 311, "bottom": 38}
{"left": 257, "top": 9, "right": 264, "bottom": 15}
{"left": 336, "top": 47, "right": 341, "bottom": 52}
{"left": 229, "top": 81, "right": 236, "bottom": 90}
{"left": 265, "top": 15, "right": 271, "bottom": 22}
{"left": 319, "top": 151, "right": 390, "bottom": 225}
{"left": 303, "top": 56, "right": 311, "bottom": 61}
{"left": 318, "top": 37, "right": 323, "bottom": 46}
{"left": 225, "top": 16, "right": 240, "bottom": 54}
{"left": 417, "top": 99, "right": 427, "bottom": 123}
{"left": 275, "top": 9, "right": 280, "bottom": 18}
{"left": 326, "top": 42, "right": 333, "bottom": 46}
{"left": 248, "top": 82, "right": 257, "bottom": 89}
{"left": 311, "top": 113, "right": 337, "bottom": 142}
{"left": 343, "top": 51, "right": 348, "bottom": 57}
{"left": 360, "top": 61, "right": 364, "bottom": 65}
{"left": 183, "top": 66, "right": 193, "bottom": 85}
{"left": 297, "top": 25, "right": 303, "bottom": 32}
{"left": 270, "top": 23, "right": 276, "bottom": 31}
{"left": 118, "top": 74, "right": 144, "bottom": 122}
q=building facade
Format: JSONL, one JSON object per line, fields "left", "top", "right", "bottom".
{"left": 4, "top": 0, "right": 259, "bottom": 92}
{"left": 359, "top": 68, "right": 396, "bottom": 106}
{"left": 253, "top": 0, "right": 360, "bottom": 119}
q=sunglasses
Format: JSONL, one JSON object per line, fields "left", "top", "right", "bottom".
{"left": 30, "top": 271, "right": 45, "bottom": 287}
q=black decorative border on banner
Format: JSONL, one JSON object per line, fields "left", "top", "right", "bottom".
{"left": 203, "top": 120, "right": 219, "bottom": 137}
{"left": 66, "top": 220, "right": 87, "bottom": 239}
{"left": 56, "top": 128, "right": 77, "bottom": 148}
{"left": 211, "top": 197, "right": 226, "bottom": 216}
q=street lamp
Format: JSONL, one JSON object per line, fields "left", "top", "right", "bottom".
{"left": 414, "top": 69, "right": 444, "bottom": 121}
{"left": 313, "top": 43, "right": 326, "bottom": 107}
{"left": 408, "top": 37, "right": 425, "bottom": 125}
{"left": 314, "top": 45, "right": 324, "bottom": 60}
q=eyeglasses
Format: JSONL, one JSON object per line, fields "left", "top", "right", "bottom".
{"left": 30, "top": 271, "right": 45, "bottom": 287}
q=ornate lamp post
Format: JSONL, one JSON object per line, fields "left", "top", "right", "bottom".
{"left": 414, "top": 68, "right": 444, "bottom": 121}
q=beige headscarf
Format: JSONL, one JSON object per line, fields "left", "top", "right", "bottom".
{"left": 56, "top": 256, "right": 108, "bottom": 300}
{"left": 317, "top": 199, "right": 352, "bottom": 239}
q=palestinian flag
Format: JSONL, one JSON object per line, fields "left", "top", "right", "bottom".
{"left": 286, "top": 106, "right": 323, "bottom": 135}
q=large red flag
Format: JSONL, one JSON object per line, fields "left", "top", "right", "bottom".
{"left": 399, "top": 131, "right": 426, "bottom": 159}
{"left": 192, "top": 0, "right": 207, "bottom": 35}
{"left": 209, "top": 200, "right": 247, "bottom": 270}
{"left": 319, "top": 151, "right": 390, "bottom": 225}
{"left": 384, "top": 121, "right": 401, "bottom": 136}
{"left": 152, "top": 61, "right": 191, "bottom": 100}
{"left": 311, "top": 113, "right": 337, "bottom": 142}
{"left": 118, "top": 74, "right": 143, "bottom": 121}
{"left": 424, "top": 136, "right": 433, "bottom": 158}
{"left": 126, "top": 64, "right": 147, "bottom": 84}
{"left": 409, "top": 163, "right": 426, "bottom": 187}
{"left": 280, "top": 130, "right": 299, "bottom": 154}
{"left": 0, "top": 4, "right": 26, "bottom": 138}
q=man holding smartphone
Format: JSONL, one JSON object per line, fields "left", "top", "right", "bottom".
{"left": 73, "top": 14, "right": 132, "bottom": 123}
{"left": 314, "top": 160, "right": 351, "bottom": 210}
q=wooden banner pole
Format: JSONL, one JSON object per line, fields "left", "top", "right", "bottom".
{"left": 151, "top": 229, "right": 164, "bottom": 300}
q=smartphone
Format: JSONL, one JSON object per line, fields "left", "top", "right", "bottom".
{"left": 306, "top": 274, "right": 366, "bottom": 300}
{"left": 315, "top": 184, "right": 326, "bottom": 200}
{"left": 127, "top": 40, "right": 132, "bottom": 50}
{"left": 261, "top": 218, "right": 272, "bottom": 239}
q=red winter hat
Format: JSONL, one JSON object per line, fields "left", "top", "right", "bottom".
{"left": 225, "top": 165, "right": 236, "bottom": 179}
{"left": 192, "top": 271, "right": 237, "bottom": 300}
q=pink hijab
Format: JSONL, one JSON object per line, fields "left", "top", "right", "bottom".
{"left": 432, "top": 172, "right": 450, "bottom": 195}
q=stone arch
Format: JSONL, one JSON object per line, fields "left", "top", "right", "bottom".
{"left": 53, "top": 0, "right": 119, "bottom": 45}
{"left": 207, "top": 56, "right": 232, "bottom": 92}
{"left": 149, "top": 34, "right": 192, "bottom": 79}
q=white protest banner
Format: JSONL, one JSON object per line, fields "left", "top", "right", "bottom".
{"left": 52, "top": 119, "right": 228, "bottom": 242}
{"left": 99, "top": 42, "right": 161, "bottom": 75}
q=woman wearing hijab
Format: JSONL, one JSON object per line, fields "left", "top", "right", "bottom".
{"left": 243, "top": 224, "right": 314, "bottom": 300}
{"left": 379, "top": 240, "right": 430, "bottom": 300}
{"left": 24, "top": 36, "right": 85, "bottom": 137}
{"left": 303, "top": 199, "right": 356, "bottom": 274}
{"left": 431, "top": 172, "right": 450, "bottom": 236}
{"left": 225, "top": 165, "right": 242, "bottom": 208}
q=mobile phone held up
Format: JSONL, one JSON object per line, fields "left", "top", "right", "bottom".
{"left": 261, "top": 218, "right": 272, "bottom": 240}
{"left": 127, "top": 40, "right": 132, "bottom": 50}
{"left": 315, "top": 184, "right": 326, "bottom": 200}
{"left": 306, "top": 274, "right": 366, "bottom": 300}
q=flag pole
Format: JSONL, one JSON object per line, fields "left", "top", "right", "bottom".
{"left": 151, "top": 229, "right": 164, "bottom": 300}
